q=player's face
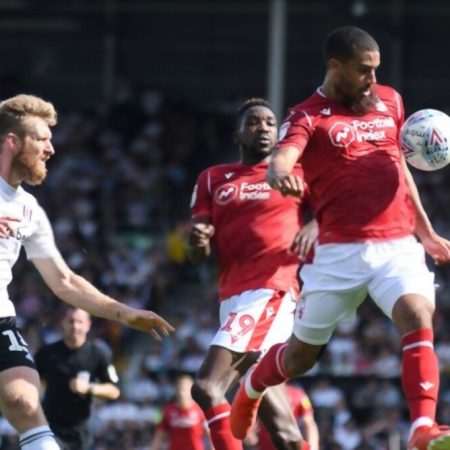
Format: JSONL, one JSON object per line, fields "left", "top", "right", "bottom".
{"left": 333, "top": 50, "right": 380, "bottom": 114}
{"left": 12, "top": 116, "right": 55, "bottom": 186}
{"left": 237, "top": 106, "right": 277, "bottom": 159}
{"left": 63, "top": 309, "right": 91, "bottom": 344}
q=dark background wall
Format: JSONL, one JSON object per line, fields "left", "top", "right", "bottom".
{"left": 2, "top": 0, "right": 450, "bottom": 115}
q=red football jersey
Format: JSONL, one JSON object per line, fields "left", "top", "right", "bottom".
{"left": 278, "top": 83, "right": 415, "bottom": 244}
{"left": 191, "top": 162, "right": 302, "bottom": 301}
{"left": 158, "top": 402, "right": 206, "bottom": 450}
{"left": 257, "top": 385, "right": 314, "bottom": 450}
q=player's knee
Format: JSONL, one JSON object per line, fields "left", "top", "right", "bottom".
{"left": 191, "top": 378, "right": 222, "bottom": 408}
{"left": 3, "top": 390, "right": 41, "bottom": 427}
{"left": 393, "top": 295, "right": 435, "bottom": 332}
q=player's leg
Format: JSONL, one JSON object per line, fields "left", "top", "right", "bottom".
{"left": 230, "top": 245, "right": 370, "bottom": 440}
{"left": 257, "top": 384, "right": 304, "bottom": 450}
{"left": 368, "top": 236, "right": 450, "bottom": 450}
{"left": 0, "top": 366, "right": 60, "bottom": 449}
{"left": 192, "top": 344, "right": 256, "bottom": 450}
{"left": 0, "top": 318, "right": 60, "bottom": 450}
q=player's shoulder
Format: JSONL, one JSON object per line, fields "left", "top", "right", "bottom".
{"left": 197, "top": 162, "right": 242, "bottom": 182}
{"left": 286, "top": 90, "right": 331, "bottom": 121}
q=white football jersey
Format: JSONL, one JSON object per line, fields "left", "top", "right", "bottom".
{"left": 0, "top": 177, "right": 60, "bottom": 317}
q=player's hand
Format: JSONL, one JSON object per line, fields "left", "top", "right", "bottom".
{"left": 0, "top": 216, "right": 20, "bottom": 238}
{"left": 290, "top": 219, "right": 318, "bottom": 260}
{"left": 421, "top": 233, "right": 450, "bottom": 265}
{"left": 189, "top": 223, "right": 215, "bottom": 248}
{"left": 267, "top": 173, "right": 305, "bottom": 198}
{"left": 123, "top": 308, "right": 175, "bottom": 340}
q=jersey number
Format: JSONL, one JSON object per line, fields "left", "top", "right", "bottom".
{"left": 3, "top": 330, "right": 29, "bottom": 353}
{"left": 220, "top": 312, "right": 255, "bottom": 336}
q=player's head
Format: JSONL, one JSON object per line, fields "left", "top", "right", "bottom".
{"left": 0, "top": 94, "right": 57, "bottom": 185}
{"left": 323, "top": 26, "right": 380, "bottom": 114}
{"left": 175, "top": 373, "right": 194, "bottom": 407}
{"left": 235, "top": 98, "right": 277, "bottom": 163}
{"left": 62, "top": 307, "right": 92, "bottom": 348}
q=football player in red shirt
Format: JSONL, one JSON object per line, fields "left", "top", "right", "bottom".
{"left": 188, "top": 98, "right": 317, "bottom": 450}
{"left": 230, "top": 26, "right": 450, "bottom": 450}
{"left": 150, "top": 374, "right": 212, "bottom": 450}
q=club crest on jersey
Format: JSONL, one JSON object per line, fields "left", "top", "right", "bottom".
{"left": 329, "top": 122, "right": 355, "bottom": 147}
{"left": 214, "top": 183, "right": 238, "bottom": 205}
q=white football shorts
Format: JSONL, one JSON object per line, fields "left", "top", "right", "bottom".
{"left": 293, "top": 236, "right": 435, "bottom": 345}
{"left": 211, "top": 288, "right": 297, "bottom": 353}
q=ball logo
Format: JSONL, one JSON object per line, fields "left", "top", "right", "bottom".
{"left": 329, "top": 122, "right": 355, "bottom": 148}
{"left": 215, "top": 183, "right": 238, "bottom": 205}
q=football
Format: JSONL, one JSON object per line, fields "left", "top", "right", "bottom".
{"left": 399, "top": 108, "right": 450, "bottom": 171}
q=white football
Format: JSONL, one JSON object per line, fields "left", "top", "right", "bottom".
{"left": 400, "top": 108, "right": 450, "bottom": 171}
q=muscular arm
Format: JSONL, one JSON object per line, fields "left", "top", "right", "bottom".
{"left": 32, "top": 254, "right": 174, "bottom": 339}
{"left": 267, "top": 146, "right": 304, "bottom": 196}
{"left": 187, "top": 218, "right": 214, "bottom": 265}
{"left": 402, "top": 158, "right": 434, "bottom": 240}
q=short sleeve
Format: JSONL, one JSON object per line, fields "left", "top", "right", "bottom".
{"left": 190, "top": 169, "right": 212, "bottom": 219}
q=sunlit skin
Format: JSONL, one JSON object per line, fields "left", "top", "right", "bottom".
{"left": 11, "top": 116, "right": 55, "bottom": 186}
{"left": 322, "top": 50, "right": 380, "bottom": 114}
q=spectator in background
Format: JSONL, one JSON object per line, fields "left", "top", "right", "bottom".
{"left": 188, "top": 98, "right": 317, "bottom": 450}
{"left": 149, "top": 374, "right": 212, "bottom": 450}
{"left": 35, "top": 307, "right": 120, "bottom": 450}
{"left": 0, "top": 94, "right": 174, "bottom": 450}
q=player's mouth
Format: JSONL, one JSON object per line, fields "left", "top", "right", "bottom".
{"left": 257, "top": 135, "right": 272, "bottom": 145}
{"left": 361, "top": 85, "right": 372, "bottom": 97}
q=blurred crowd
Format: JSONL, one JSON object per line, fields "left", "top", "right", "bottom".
{"left": 0, "top": 85, "right": 450, "bottom": 449}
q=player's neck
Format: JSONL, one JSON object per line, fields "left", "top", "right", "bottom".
{"left": 320, "top": 77, "right": 341, "bottom": 102}
{"left": 240, "top": 153, "right": 270, "bottom": 165}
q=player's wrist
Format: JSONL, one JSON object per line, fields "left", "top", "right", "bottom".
{"left": 87, "top": 383, "right": 96, "bottom": 395}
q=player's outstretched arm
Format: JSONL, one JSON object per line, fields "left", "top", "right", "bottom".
{"left": 267, "top": 146, "right": 304, "bottom": 197}
{"left": 31, "top": 254, "right": 175, "bottom": 340}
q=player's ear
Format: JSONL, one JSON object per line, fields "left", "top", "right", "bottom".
{"left": 328, "top": 58, "right": 341, "bottom": 72}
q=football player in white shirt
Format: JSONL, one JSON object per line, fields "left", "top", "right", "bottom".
{"left": 0, "top": 94, "right": 175, "bottom": 450}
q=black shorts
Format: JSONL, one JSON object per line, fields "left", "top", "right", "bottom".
{"left": 0, "top": 317, "right": 37, "bottom": 372}
{"left": 52, "top": 422, "right": 92, "bottom": 450}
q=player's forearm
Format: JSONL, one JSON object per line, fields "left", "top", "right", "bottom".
{"left": 403, "top": 160, "right": 435, "bottom": 239}
{"left": 89, "top": 382, "right": 120, "bottom": 400}
{"left": 52, "top": 272, "right": 133, "bottom": 324}
{"left": 267, "top": 146, "right": 301, "bottom": 182}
